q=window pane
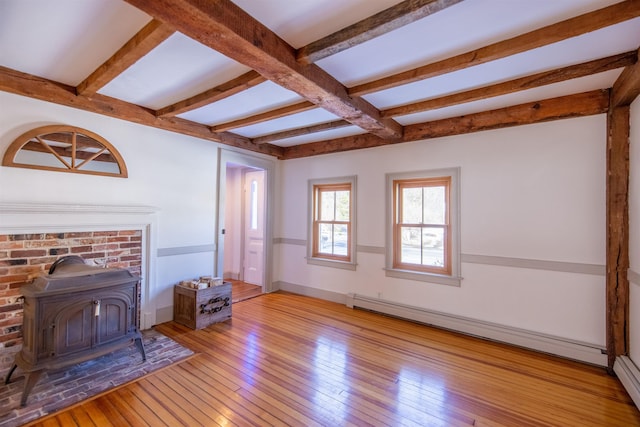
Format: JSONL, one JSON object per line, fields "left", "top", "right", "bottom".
{"left": 334, "top": 224, "right": 348, "bottom": 256}
{"left": 309, "top": 178, "right": 355, "bottom": 266}
{"left": 422, "top": 227, "right": 444, "bottom": 268}
{"left": 400, "top": 227, "right": 445, "bottom": 268}
{"left": 423, "top": 186, "right": 445, "bottom": 224}
{"left": 320, "top": 191, "right": 335, "bottom": 221}
{"left": 402, "top": 187, "right": 422, "bottom": 223}
{"left": 400, "top": 226, "right": 421, "bottom": 264}
{"left": 335, "top": 190, "right": 350, "bottom": 221}
{"left": 388, "top": 170, "right": 457, "bottom": 279}
{"left": 250, "top": 180, "right": 258, "bottom": 230}
{"left": 318, "top": 223, "right": 333, "bottom": 254}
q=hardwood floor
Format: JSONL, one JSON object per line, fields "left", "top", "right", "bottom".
{"left": 229, "top": 279, "right": 262, "bottom": 302}
{"left": 27, "top": 292, "right": 640, "bottom": 426}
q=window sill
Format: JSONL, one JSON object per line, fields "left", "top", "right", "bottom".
{"left": 384, "top": 268, "right": 461, "bottom": 286}
{"left": 306, "top": 257, "right": 357, "bottom": 271}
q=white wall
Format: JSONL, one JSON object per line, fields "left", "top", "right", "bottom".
{"left": 0, "top": 91, "right": 222, "bottom": 324}
{"left": 629, "top": 98, "right": 640, "bottom": 363}
{"left": 275, "top": 116, "right": 606, "bottom": 348}
{"left": 0, "top": 90, "right": 613, "bottom": 359}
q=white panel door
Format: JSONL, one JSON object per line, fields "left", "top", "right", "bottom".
{"left": 243, "top": 169, "right": 265, "bottom": 286}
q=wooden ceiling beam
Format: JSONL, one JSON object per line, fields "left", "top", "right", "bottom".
{"left": 404, "top": 89, "right": 609, "bottom": 141}
{"left": 0, "top": 66, "right": 284, "bottom": 159}
{"left": 296, "top": 0, "right": 463, "bottom": 65}
{"left": 253, "top": 120, "right": 351, "bottom": 145}
{"left": 283, "top": 90, "right": 609, "bottom": 159}
{"left": 156, "top": 70, "right": 266, "bottom": 118}
{"left": 211, "top": 101, "right": 316, "bottom": 132}
{"left": 350, "top": 0, "right": 640, "bottom": 96}
{"left": 76, "top": 19, "right": 174, "bottom": 96}
{"left": 123, "top": 0, "right": 403, "bottom": 140}
{"left": 184, "top": 51, "right": 633, "bottom": 143}
{"left": 382, "top": 51, "right": 637, "bottom": 118}
{"left": 611, "top": 47, "right": 640, "bottom": 107}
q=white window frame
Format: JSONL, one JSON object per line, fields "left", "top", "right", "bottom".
{"left": 385, "top": 168, "right": 461, "bottom": 286}
{"left": 307, "top": 176, "right": 357, "bottom": 270}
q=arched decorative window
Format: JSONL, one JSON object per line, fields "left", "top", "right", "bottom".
{"left": 3, "top": 125, "right": 127, "bottom": 178}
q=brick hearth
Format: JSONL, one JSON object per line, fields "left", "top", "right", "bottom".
{"left": 0, "top": 329, "right": 193, "bottom": 427}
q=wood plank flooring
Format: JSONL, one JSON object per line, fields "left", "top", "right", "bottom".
{"left": 229, "top": 279, "right": 262, "bottom": 302}
{"left": 27, "top": 292, "right": 640, "bottom": 426}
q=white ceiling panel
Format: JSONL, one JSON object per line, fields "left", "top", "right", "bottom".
{"left": 395, "top": 70, "right": 622, "bottom": 125}
{"left": 230, "top": 0, "right": 403, "bottom": 48}
{"left": 0, "top": 0, "right": 637, "bottom": 156}
{"left": 317, "top": 0, "right": 624, "bottom": 86}
{"left": 364, "top": 18, "right": 640, "bottom": 110}
{"left": 270, "top": 126, "right": 366, "bottom": 148}
{"left": 98, "top": 32, "right": 251, "bottom": 109}
{"left": 0, "top": 0, "right": 150, "bottom": 86}
{"left": 233, "top": 109, "right": 342, "bottom": 138}
{"left": 177, "top": 81, "right": 303, "bottom": 126}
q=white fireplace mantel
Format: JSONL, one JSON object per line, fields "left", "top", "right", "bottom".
{"left": 0, "top": 202, "right": 158, "bottom": 215}
{"left": 0, "top": 202, "right": 159, "bottom": 329}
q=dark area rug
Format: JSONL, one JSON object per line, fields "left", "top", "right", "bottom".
{"left": 0, "top": 329, "right": 194, "bottom": 427}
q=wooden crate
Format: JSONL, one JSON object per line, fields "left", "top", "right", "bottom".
{"left": 173, "top": 282, "right": 232, "bottom": 329}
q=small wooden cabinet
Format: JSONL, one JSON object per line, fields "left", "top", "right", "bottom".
{"left": 174, "top": 282, "right": 232, "bottom": 329}
{"left": 4, "top": 256, "right": 146, "bottom": 406}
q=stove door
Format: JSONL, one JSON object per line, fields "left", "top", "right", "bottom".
{"left": 50, "top": 299, "right": 94, "bottom": 358}
{"left": 95, "top": 284, "right": 136, "bottom": 347}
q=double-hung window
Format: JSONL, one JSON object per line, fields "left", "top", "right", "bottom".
{"left": 307, "top": 176, "right": 356, "bottom": 270}
{"left": 386, "top": 168, "right": 460, "bottom": 285}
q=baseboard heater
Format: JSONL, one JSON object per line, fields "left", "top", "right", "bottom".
{"left": 614, "top": 356, "right": 640, "bottom": 410}
{"left": 346, "top": 293, "right": 607, "bottom": 366}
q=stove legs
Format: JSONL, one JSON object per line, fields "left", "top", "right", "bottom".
{"left": 135, "top": 336, "right": 147, "bottom": 361}
{"left": 4, "top": 363, "right": 17, "bottom": 385}
{"left": 19, "top": 370, "right": 42, "bottom": 407}
{"left": 4, "top": 364, "right": 43, "bottom": 407}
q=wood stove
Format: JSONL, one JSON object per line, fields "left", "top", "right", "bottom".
{"left": 4, "top": 255, "right": 146, "bottom": 406}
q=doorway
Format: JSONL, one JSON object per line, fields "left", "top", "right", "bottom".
{"left": 242, "top": 168, "right": 265, "bottom": 286}
{"left": 222, "top": 165, "right": 264, "bottom": 286}
{"left": 216, "top": 149, "right": 275, "bottom": 299}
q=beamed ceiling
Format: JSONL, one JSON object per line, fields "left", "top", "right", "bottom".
{"left": 1, "top": 0, "right": 639, "bottom": 160}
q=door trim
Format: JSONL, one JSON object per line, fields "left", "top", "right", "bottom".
{"left": 216, "top": 149, "right": 275, "bottom": 293}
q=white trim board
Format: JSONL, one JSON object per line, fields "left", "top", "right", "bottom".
{"left": 629, "top": 269, "right": 640, "bottom": 286}
{"left": 347, "top": 293, "right": 607, "bottom": 366}
{"left": 462, "top": 254, "right": 604, "bottom": 276}
{"left": 0, "top": 202, "right": 158, "bottom": 215}
{"left": 274, "top": 281, "right": 347, "bottom": 305}
{"left": 157, "top": 244, "right": 216, "bottom": 257}
{"left": 273, "top": 237, "right": 305, "bottom": 245}
{"left": 273, "top": 238, "right": 604, "bottom": 276}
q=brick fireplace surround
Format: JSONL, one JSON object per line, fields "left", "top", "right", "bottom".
{"left": 0, "top": 230, "right": 142, "bottom": 374}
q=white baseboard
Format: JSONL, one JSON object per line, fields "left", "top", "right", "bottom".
{"left": 274, "top": 281, "right": 347, "bottom": 305}
{"left": 347, "top": 293, "right": 607, "bottom": 366}
{"left": 223, "top": 272, "right": 240, "bottom": 280}
{"left": 614, "top": 356, "right": 640, "bottom": 409}
{"left": 155, "top": 305, "right": 174, "bottom": 325}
